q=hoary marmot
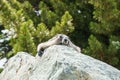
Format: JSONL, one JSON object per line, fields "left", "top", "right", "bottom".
{"left": 36, "top": 34, "right": 81, "bottom": 57}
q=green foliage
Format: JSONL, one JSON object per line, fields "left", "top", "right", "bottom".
{"left": 88, "top": 35, "right": 103, "bottom": 53}
{"left": 86, "top": 0, "right": 120, "bottom": 69}
{"left": 35, "top": 23, "right": 49, "bottom": 43}
{"left": 12, "top": 20, "right": 36, "bottom": 56}
{"left": 89, "top": 0, "right": 120, "bottom": 34}
{"left": 0, "top": 68, "right": 3, "bottom": 73}
{"left": 39, "top": 1, "right": 58, "bottom": 28}
{"left": 0, "top": 0, "right": 75, "bottom": 57}
{"left": 51, "top": 11, "right": 74, "bottom": 35}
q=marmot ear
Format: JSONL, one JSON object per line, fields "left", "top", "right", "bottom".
{"left": 56, "top": 34, "right": 62, "bottom": 38}
{"left": 55, "top": 34, "right": 61, "bottom": 36}
{"left": 59, "top": 35, "right": 63, "bottom": 39}
{"left": 54, "top": 34, "right": 59, "bottom": 38}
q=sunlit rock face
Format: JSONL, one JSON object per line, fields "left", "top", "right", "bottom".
{"left": 0, "top": 45, "right": 120, "bottom": 80}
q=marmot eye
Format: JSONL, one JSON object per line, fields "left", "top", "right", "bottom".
{"left": 59, "top": 35, "right": 63, "bottom": 39}
{"left": 64, "top": 39, "right": 67, "bottom": 42}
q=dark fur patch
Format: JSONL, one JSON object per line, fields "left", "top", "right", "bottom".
{"left": 38, "top": 51, "right": 44, "bottom": 57}
{"left": 38, "top": 48, "right": 44, "bottom": 57}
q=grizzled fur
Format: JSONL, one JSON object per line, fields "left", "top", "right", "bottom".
{"left": 36, "top": 34, "right": 81, "bottom": 57}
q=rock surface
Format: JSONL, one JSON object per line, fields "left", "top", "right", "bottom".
{"left": 0, "top": 45, "right": 120, "bottom": 80}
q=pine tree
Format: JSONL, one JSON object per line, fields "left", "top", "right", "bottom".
{"left": 86, "top": 0, "right": 120, "bottom": 68}
{"left": 35, "top": 23, "right": 49, "bottom": 43}
{"left": 0, "top": 0, "right": 75, "bottom": 57}
{"left": 12, "top": 20, "right": 36, "bottom": 56}
{"left": 50, "top": 11, "right": 74, "bottom": 35}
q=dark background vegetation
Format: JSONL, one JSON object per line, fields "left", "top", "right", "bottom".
{"left": 0, "top": 0, "right": 120, "bottom": 69}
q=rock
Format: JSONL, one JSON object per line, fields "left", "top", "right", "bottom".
{"left": 0, "top": 45, "right": 120, "bottom": 80}
{"left": 0, "top": 58, "right": 7, "bottom": 69}
{"left": 0, "top": 52, "right": 36, "bottom": 80}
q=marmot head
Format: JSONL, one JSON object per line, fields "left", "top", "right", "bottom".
{"left": 56, "top": 34, "right": 69, "bottom": 45}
